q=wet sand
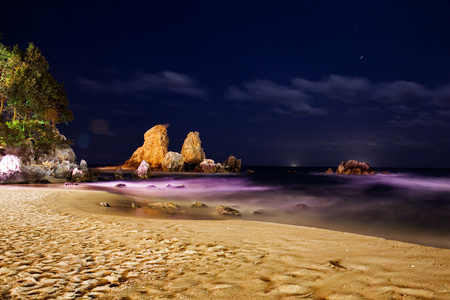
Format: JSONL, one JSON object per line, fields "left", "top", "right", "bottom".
{"left": 0, "top": 188, "right": 449, "bottom": 299}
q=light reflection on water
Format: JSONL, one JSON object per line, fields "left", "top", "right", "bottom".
{"left": 82, "top": 169, "right": 450, "bottom": 248}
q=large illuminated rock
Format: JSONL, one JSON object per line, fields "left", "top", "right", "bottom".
{"left": 123, "top": 124, "right": 169, "bottom": 170}
{"left": 0, "top": 155, "right": 45, "bottom": 184}
{"left": 336, "top": 160, "right": 375, "bottom": 175}
{"left": 181, "top": 132, "right": 206, "bottom": 165}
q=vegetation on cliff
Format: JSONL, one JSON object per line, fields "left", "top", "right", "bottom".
{"left": 0, "top": 40, "right": 73, "bottom": 160}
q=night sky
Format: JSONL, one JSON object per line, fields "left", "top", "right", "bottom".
{"left": 2, "top": 1, "right": 450, "bottom": 168}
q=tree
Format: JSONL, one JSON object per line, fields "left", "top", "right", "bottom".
{"left": 0, "top": 40, "right": 73, "bottom": 159}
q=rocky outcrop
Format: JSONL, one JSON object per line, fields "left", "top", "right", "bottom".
{"left": 123, "top": 124, "right": 169, "bottom": 170}
{"left": 336, "top": 160, "right": 375, "bottom": 175}
{"left": 199, "top": 159, "right": 219, "bottom": 173}
{"left": 52, "top": 144, "right": 76, "bottom": 165}
{"left": 0, "top": 155, "right": 45, "bottom": 184}
{"left": 198, "top": 157, "right": 242, "bottom": 173}
{"left": 161, "top": 151, "right": 184, "bottom": 172}
{"left": 71, "top": 159, "right": 91, "bottom": 182}
{"left": 181, "top": 132, "right": 205, "bottom": 165}
{"left": 54, "top": 160, "right": 74, "bottom": 179}
{"left": 123, "top": 125, "right": 242, "bottom": 173}
{"left": 222, "top": 156, "right": 242, "bottom": 173}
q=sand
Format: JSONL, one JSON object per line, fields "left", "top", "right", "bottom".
{"left": 0, "top": 187, "right": 449, "bottom": 299}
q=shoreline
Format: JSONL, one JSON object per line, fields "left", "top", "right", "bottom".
{"left": 1, "top": 187, "right": 449, "bottom": 299}
{"left": 66, "top": 180, "right": 450, "bottom": 250}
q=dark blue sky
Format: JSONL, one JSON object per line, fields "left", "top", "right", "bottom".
{"left": 2, "top": 1, "right": 450, "bottom": 167}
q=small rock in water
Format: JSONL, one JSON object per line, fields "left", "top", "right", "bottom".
{"left": 253, "top": 210, "right": 265, "bottom": 215}
{"left": 98, "top": 202, "right": 110, "bottom": 207}
{"left": 131, "top": 203, "right": 138, "bottom": 209}
{"left": 148, "top": 202, "right": 180, "bottom": 214}
{"left": 293, "top": 203, "right": 309, "bottom": 212}
{"left": 64, "top": 182, "right": 78, "bottom": 186}
{"left": 191, "top": 202, "right": 208, "bottom": 208}
{"left": 146, "top": 184, "right": 157, "bottom": 189}
{"left": 325, "top": 168, "right": 334, "bottom": 174}
{"left": 216, "top": 205, "right": 241, "bottom": 217}
{"left": 166, "top": 184, "right": 186, "bottom": 189}
{"left": 115, "top": 183, "right": 127, "bottom": 188}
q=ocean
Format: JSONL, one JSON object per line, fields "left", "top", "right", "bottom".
{"left": 86, "top": 166, "right": 450, "bottom": 249}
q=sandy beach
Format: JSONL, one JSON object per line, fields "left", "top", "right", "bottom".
{"left": 0, "top": 187, "right": 449, "bottom": 299}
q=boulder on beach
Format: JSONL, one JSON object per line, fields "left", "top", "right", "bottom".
{"left": 148, "top": 202, "right": 181, "bottom": 214}
{"left": 336, "top": 160, "right": 375, "bottom": 175}
{"left": 162, "top": 151, "right": 185, "bottom": 172}
{"left": 0, "top": 155, "right": 45, "bottom": 184}
{"left": 71, "top": 159, "right": 90, "bottom": 182}
{"left": 191, "top": 202, "right": 208, "bottom": 208}
{"left": 123, "top": 124, "right": 169, "bottom": 170}
{"left": 199, "top": 159, "right": 219, "bottom": 173}
{"left": 216, "top": 205, "right": 242, "bottom": 217}
{"left": 132, "top": 160, "right": 151, "bottom": 179}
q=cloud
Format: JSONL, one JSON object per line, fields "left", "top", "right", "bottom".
{"left": 387, "top": 112, "right": 446, "bottom": 128}
{"left": 373, "top": 80, "right": 428, "bottom": 103}
{"left": 226, "top": 75, "right": 450, "bottom": 127}
{"left": 292, "top": 74, "right": 373, "bottom": 102}
{"left": 78, "top": 71, "right": 208, "bottom": 98}
{"left": 432, "top": 84, "right": 450, "bottom": 106}
{"left": 225, "top": 80, "right": 324, "bottom": 115}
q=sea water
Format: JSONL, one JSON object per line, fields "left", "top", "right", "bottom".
{"left": 86, "top": 166, "right": 450, "bottom": 249}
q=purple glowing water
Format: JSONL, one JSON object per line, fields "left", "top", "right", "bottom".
{"left": 83, "top": 167, "right": 450, "bottom": 248}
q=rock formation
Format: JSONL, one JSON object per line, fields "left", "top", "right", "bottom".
{"left": 123, "top": 125, "right": 242, "bottom": 173}
{"left": 199, "top": 159, "right": 219, "bottom": 173}
{"left": 123, "top": 124, "right": 169, "bottom": 169}
{"left": 181, "top": 132, "right": 205, "bottom": 166}
{"left": 71, "top": 159, "right": 91, "bottom": 182}
{"left": 222, "top": 156, "right": 242, "bottom": 173}
{"left": 54, "top": 160, "right": 73, "bottom": 179}
{"left": 161, "top": 151, "right": 184, "bottom": 172}
{"left": 0, "top": 155, "right": 45, "bottom": 184}
{"left": 336, "top": 160, "right": 375, "bottom": 175}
